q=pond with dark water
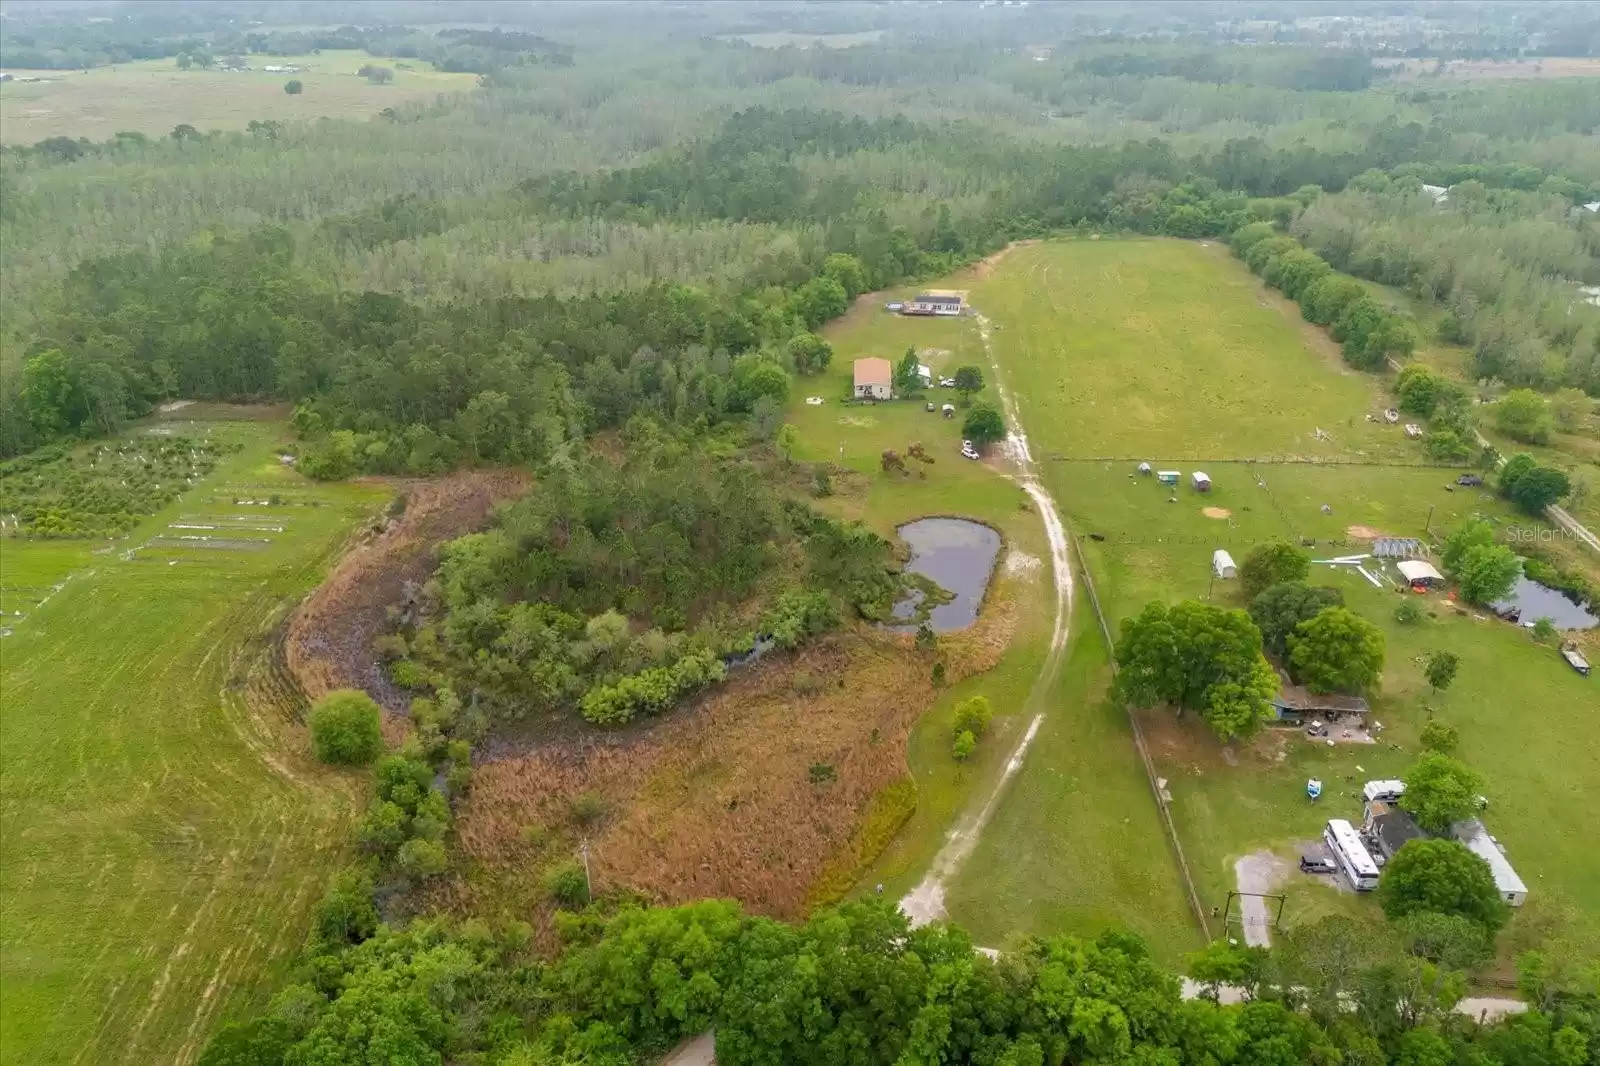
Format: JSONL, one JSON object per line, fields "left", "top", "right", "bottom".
{"left": 889, "top": 517, "right": 1002, "bottom": 633}
{"left": 1492, "top": 577, "right": 1598, "bottom": 630}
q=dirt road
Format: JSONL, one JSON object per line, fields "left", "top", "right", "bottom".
{"left": 900, "top": 312, "right": 1075, "bottom": 926}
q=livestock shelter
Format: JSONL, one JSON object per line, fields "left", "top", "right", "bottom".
{"left": 1212, "top": 549, "right": 1237, "bottom": 579}
{"left": 1191, "top": 471, "right": 1212, "bottom": 492}
{"left": 853, "top": 358, "right": 893, "bottom": 400}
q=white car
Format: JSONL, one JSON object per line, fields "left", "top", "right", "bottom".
{"left": 939, "top": 378, "right": 956, "bottom": 387}
{"left": 961, "top": 440, "right": 980, "bottom": 460}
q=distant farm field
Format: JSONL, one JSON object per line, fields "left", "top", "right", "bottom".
{"left": 0, "top": 50, "right": 476, "bottom": 141}
{"left": 0, "top": 416, "right": 387, "bottom": 1065}
{"left": 963, "top": 238, "right": 1600, "bottom": 966}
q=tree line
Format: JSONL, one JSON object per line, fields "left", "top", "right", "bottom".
{"left": 199, "top": 889, "right": 1600, "bottom": 1066}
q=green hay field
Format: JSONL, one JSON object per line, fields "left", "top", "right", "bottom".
{"left": 0, "top": 50, "right": 476, "bottom": 141}
{"left": 961, "top": 237, "right": 1600, "bottom": 966}
{"left": 0, "top": 418, "right": 387, "bottom": 1066}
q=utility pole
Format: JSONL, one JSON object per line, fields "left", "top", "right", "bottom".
{"left": 1425, "top": 503, "right": 1435, "bottom": 536}
{"left": 580, "top": 838, "right": 593, "bottom": 903}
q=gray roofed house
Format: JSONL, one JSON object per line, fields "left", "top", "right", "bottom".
{"left": 1363, "top": 801, "right": 1424, "bottom": 861}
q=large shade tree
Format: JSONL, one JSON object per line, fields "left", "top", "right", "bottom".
{"left": 1287, "top": 606, "right": 1385, "bottom": 693}
{"left": 1379, "top": 839, "right": 1510, "bottom": 933}
{"left": 1401, "top": 753, "right": 1485, "bottom": 833}
{"left": 1114, "top": 600, "right": 1278, "bottom": 741}
{"left": 1248, "top": 581, "right": 1344, "bottom": 661}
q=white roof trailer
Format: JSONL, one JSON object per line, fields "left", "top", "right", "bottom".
{"left": 1453, "top": 819, "right": 1528, "bottom": 907}
{"left": 1324, "top": 818, "right": 1380, "bottom": 891}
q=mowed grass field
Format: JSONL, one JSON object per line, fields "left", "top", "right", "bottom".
{"left": 0, "top": 418, "right": 388, "bottom": 1066}
{"left": 963, "top": 238, "right": 1600, "bottom": 965}
{"left": 791, "top": 286, "right": 1200, "bottom": 959}
{"left": 0, "top": 50, "right": 477, "bottom": 141}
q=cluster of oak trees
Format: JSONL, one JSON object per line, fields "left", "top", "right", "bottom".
{"left": 1115, "top": 542, "right": 1386, "bottom": 742}
{"left": 199, "top": 889, "right": 1600, "bottom": 1066}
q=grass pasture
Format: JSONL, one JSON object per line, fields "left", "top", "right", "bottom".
{"left": 786, "top": 283, "right": 1200, "bottom": 959}
{"left": 0, "top": 50, "right": 477, "bottom": 141}
{"left": 0, "top": 418, "right": 387, "bottom": 1065}
{"left": 960, "top": 236, "right": 1600, "bottom": 965}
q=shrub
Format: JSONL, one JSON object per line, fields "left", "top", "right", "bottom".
{"left": 1420, "top": 719, "right": 1459, "bottom": 755}
{"left": 952, "top": 730, "right": 976, "bottom": 762}
{"left": 1530, "top": 617, "right": 1558, "bottom": 645}
{"left": 543, "top": 861, "right": 589, "bottom": 907}
{"left": 953, "top": 695, "right": 993, "bottom": 739}
{"left": 807, "top": 762, "right": 836, "bottom": 784}
{"left": 309, "top": 866, "right": 379, "bottom": 948}
{"left": 396, "top": 838, "right": 449, "bottom": 879}
{"left": 570, "top": 791, "right": 607, "bottom": 827}
{"left": 1394, "top": 600, "right": 1424, "bottom": 626}
{"left": 308, "top": 690, "right": 383, "bottom": 765}
{"left": 390, "top": 658, "right": 433, "bottom": 690}
{"left": 354, "top": 801, "right": 408, "bottom": 856}
{"left": 762, "top": 589, "right": 840, "bottom": 650}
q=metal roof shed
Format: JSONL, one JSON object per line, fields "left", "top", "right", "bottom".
{"left": 1212, "top": 549, "right": 1237, "bottom": 579}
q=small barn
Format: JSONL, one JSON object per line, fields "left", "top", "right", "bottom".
{"left": 853, "top": 358, "right": 893, "bottom": 401}
{"left": 1156, "top": 470, "right": 1180, "bottom": 486}
{"left": 1212, "top": 549, "right": 1237, "bottom": 579}
{"left": 1397, "top": 560, "right": 1445, "bottom": 589}
{"left": 1191, "top": 471, "right": 1212, "bottom": 492}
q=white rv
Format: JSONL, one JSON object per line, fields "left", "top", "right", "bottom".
{"left": 1324, "top": 818, "right": 1380, "bottom": 891}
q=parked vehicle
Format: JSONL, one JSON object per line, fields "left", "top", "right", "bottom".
{"left": 1299, "top": 854, "right": 1337, "bottom": 874}
{"left": 961, "top": 440, "right": 980, "bottom": 460}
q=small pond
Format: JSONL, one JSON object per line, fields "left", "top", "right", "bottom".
{"left": 1491, "top": 577, "right": 1598, "bottom": 630}
{"left": 889, "top": 517, "right": 1002, "bottom": 633}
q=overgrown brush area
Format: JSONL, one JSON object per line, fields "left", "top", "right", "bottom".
{"left": 381, "top": 426, "right": 910, "bottom": 729}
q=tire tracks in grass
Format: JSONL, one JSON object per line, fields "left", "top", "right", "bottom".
{"left": 900, "top": 311, "right": 1075, "bottom": 926}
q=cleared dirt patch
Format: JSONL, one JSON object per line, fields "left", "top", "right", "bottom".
{"left": 444, "top": 601, "right": 1016, "bottom": 922}
{"left": 1201, "top": 507, "right": 1232, "bottom": 519}
{"left": 1346, "top": 525, "right": 1384, "bottom": 540}
{"left": 285, "top": 470, "right": 528, "bottom": 712}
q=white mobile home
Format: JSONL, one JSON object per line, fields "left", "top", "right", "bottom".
{"left": 1324, "top": 818, "right": 1380, "bottom": 891}
{"left": 1452, "top": 819, "right": 1528, "bottom": 907}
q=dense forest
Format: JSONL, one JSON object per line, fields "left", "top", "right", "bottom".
{"left": 9, "top": 88, "right": 1600, "bottom": 459}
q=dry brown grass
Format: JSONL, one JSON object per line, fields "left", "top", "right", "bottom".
{"left": 445, "top": 597, "right": 1017, "bottom": 922}
{"left": 284, "top": 469, "right": 528, "bottom": 713}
